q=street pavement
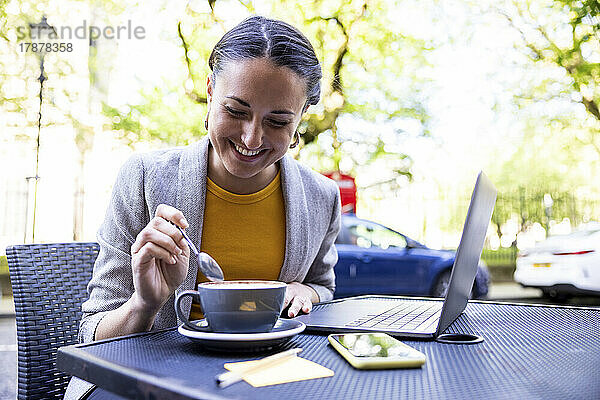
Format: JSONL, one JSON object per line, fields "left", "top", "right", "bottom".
{"left": 488, "top": 282, "right": 600, "bottom": 307}
{"left": 0, "top": 284, "right": 598, "bottom": 399}
{"left": 488, "top": 282, "right": 543, "bottom": 300}
{"left": 0, "top": 314, "right": 16, "bottom": 400}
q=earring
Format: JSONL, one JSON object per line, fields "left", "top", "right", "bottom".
{"left": 289, "top": 131, "right": 300, "bottom": 149}
{"left": 204, "top": 111, "right": 209, "bottom": 130}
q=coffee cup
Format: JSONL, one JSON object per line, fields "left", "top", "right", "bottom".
{"left": 175, "top": 280, "right": 287, "bottom": 333}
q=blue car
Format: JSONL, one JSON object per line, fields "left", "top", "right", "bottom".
{"left": 334, "top": 214, "right": 490, "bottom": 299}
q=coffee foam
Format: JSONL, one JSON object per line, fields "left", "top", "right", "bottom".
{"left": 200, "top": 280, "right": 286, "bottom": 289}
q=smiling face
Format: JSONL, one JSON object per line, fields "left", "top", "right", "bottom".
{"left": 206, "top": 57, "right": 308, "bottom": 194}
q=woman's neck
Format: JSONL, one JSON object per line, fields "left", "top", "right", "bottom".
{"left": 207, "top": 146, "right": 279, "bottom": 194}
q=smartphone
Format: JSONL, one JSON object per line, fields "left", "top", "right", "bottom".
{"left": 328, "top": 333, "right": 426, "bottom": 369}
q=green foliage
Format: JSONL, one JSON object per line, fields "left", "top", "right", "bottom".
{"left": 486, "top": 114, "right": 600, "bottom": 242}
{"left": 499, "top": 0, "right": 600, "bottom": 125}
{"left": 105, "top": 0, "right": 433, "bottom": 176}
{"left": 482, "top": 247, "right": 517, "bottom": 268}
{"left": 103, "top": 86, "right": 207, "bottom": 146}
{"left": 1, "top": 2, "right": 41, "bottom": 125}
{"left": 0, "top": 0, "right": 130, "bottom": 136}
{"left": 466, "top": 0, "right": 600, "bottom": 245}
{"left": 0, "top": 256, "right": 7, "bottom": 275}
{"left": 492, "top": 188, "right": 599, "bottom": 230}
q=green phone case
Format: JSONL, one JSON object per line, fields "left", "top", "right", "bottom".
{"left": 328, "top": 333, "right": 426, "bottom": 370}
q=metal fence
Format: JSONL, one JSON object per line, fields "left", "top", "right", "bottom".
{"left": 481, "top": 189, "right": 600, "bottom": 278}
{"left": 492, "top": 188, "right": 600, "bottom": 234}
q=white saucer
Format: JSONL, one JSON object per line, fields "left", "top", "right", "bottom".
{"left": 178, "top": 318, "right": 306, "bottom": 352}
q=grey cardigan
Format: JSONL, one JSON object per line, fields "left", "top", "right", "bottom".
{"left": 64, "top": 137, "right": 341, "bottom": 399}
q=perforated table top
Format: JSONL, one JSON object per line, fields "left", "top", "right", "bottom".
{"left": 58, "top": 300, "right": 600, "bottom": 400}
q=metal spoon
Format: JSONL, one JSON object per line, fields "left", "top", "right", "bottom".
{"left": 197, "top": 252, "right": 225, "bottom": 282}
{"left": 174, "top": 225, "right": 225, "bottom": 282}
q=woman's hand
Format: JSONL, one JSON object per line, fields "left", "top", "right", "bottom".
{"left": 130, "top": 204, "right": 190, "bottom": 315}
{"left": 283, "top": 282, "right": 319, "bottom": 318}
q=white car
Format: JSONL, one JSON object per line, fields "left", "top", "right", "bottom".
{"left": 514, "top": 224, "right": 600, "bottom": 299}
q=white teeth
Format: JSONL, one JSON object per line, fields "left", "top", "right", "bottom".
{"left": 233, "top": 143, "right": 261, "bottom": 156}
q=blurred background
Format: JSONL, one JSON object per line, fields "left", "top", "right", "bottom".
{"left": 1, "top": 0, "right": 600, "bottom": 299}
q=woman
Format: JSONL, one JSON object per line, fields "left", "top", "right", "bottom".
{"left": 65, "top": 16, "right": 341, "bottom": 399}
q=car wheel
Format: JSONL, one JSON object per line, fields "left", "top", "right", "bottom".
{"left": 541, "top": 288, "right": 571, "bottom": 302}
{"left": 432, "top": 270, "right": 451, "bottom": 298}
{"left": 432, "top": 270, "right": 477, "bottom": 299}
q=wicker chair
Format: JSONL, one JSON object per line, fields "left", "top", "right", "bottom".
{"left": 7, "top": 242, "right": 99, "bottom": 399}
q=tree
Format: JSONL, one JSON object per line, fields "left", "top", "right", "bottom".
{"left": 104, "top": 0, "right": 433, "bottom": 177}
{"left": 457, "top": 0, "right": 600, "bottom": 242}
{"left": 497, "top": 0, "right": 600, "bottom": 150}
{"left": 0, "top": 0, "right": 126, "bottom": 241}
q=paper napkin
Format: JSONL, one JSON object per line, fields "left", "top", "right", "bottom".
{"left": 223, "top": 356, "right": 334, "bottom": 387}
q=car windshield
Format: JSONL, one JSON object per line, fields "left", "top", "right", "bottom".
{"left": 348, "top": 222, "right": 407, "bottom": 249}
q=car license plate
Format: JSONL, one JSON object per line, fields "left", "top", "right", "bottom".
{"left": 533, "top": 263, "right": 551, "bottom": 268}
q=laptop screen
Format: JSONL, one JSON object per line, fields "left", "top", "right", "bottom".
{"left": 435, "top": 172, "right": 497, "bottom": 336}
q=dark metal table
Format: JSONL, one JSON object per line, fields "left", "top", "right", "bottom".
{"left": 58, "top": 300, "right": 600, "bottom": 400}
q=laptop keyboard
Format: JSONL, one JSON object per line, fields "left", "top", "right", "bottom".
{"left": 345, "top": 301, "right": 443, "bottom": 332}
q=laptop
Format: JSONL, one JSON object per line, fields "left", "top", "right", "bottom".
{"left": 296, "top": 171, "right": 497, "bottom": 339}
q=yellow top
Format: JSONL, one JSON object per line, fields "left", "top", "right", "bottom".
{"left": 190, "top": 170, "right": 286, "bottom": 320}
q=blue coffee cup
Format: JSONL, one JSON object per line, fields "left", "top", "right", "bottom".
{"left": 175, "top": 280, "right": 287, "bottom": 333}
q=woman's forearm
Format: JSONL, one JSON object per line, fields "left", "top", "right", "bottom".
{"left": 94, "top": 292, "right": 160, "bottom": 341}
